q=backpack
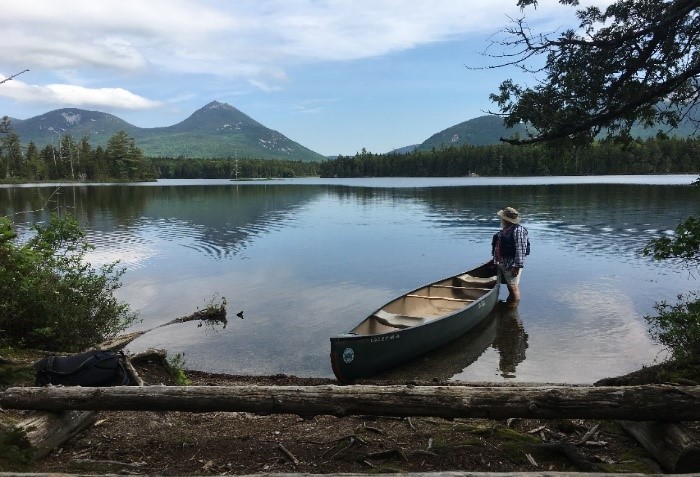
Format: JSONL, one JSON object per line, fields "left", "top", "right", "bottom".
{"left": 34, "top": 350, "right": 132, "bottom": 387}
{"left": 492, "top": 224, "right": 530, "bottom": 258}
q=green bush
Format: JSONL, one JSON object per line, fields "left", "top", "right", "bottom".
{"left": 645, "top": 293, "right": 700, "bottom": 363}
{"left": 0, "top": 214, "right": 137, "bottom": 352}
{"left": 643, "top": 215, "right": 700, "bottom": 267}
{"left": 643, "top": 176, "right": 700, "bottom": 363}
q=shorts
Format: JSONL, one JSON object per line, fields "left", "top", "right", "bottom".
{"left": 497, "top": 264, "right": 522, "bottom": 286}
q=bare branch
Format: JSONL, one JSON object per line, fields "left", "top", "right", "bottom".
{"left": 0, "top": 69, "right": 29, "bottom": 85}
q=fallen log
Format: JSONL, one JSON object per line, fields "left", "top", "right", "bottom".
{"left": 2, "top": 384, "right": 699, "bottom": 421}
{"left": 9, "top": 352, "right": 146, "bottom": 460}
{"left": 620, "top": 420, "right": 700, "bottom": 473}
{"left": 99, "top": 299, "right": 227, "bottom": 350}
{"left": 13, "top": 410, "right": 97, "bottom": 459}
{"left": 0, "top": 472, "right": 671, "bottom": 477}
{"left": 2, "top": 304, "right": 224, "bottom": 462}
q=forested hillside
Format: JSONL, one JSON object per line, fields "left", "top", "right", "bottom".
{"left": 321, "top": 137, "right": 700, "bottom": 177}
{"left": 2, "top": 123, "right": 698, "bottom": 183}
{"left": 0, "top": 126, "right": 318, "bottom": 182}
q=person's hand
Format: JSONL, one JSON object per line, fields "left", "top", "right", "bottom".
{"left": 511, "top": 267, "right": 520, "bottom": 276}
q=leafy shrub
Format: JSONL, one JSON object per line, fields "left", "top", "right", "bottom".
{"left": 167, "top": 353, "right": 191, "bottom": 386}
{"left": 642, "top": 175, "right": 700, "bottom": 363}
{"left": 643, "top": 215, "right": 700, "bottom": 267}
{"left": 645, "top": 293, "right": 700, "bottom": 363}
{"left": 0, "top": 214, "right": 137, "bottom": 352}
{"left": 643, "top": 175, "right": 700, "bottom": 363}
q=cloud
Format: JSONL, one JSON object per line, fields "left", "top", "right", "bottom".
{"left": 0, "top": 76, "right": 161, "bottom": 110}
{"left": 3, "top": 1, "right": 573, "bottom": 74}
{"left": 0, "top": 0, "right": 607, "bottom": 112}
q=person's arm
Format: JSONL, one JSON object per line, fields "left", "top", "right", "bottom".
{"left": 512, "top": 226, "right": 528, "bottom": 269}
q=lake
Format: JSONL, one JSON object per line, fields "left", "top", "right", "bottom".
{"left": 2, "top": 175, "right": 698, "bottom": 384}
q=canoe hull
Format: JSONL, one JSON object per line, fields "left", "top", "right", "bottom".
{"left": 330, "top": 261, "right": 500, "bottom": 382}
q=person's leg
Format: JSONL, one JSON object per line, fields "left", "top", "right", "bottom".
{"left": 504, "top": 268, "right": 522, "bottom": 305}
{"left": 506, "top": 282, "right": 520, "bottom": 303}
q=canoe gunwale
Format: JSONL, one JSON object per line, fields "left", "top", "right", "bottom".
{"left": 334, "top": 261, "right": 499, "bottom": 340}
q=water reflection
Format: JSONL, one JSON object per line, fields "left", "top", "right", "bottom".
{"left": 368, "top": 302, "right": 529, "bottom": 383}
{"left": 415, "top": 184, "right": 700, "bottom": 264}
{"left": 0, "top": 178, "right": 696, "bottom": 382}
{"left": 5, "top": 182, "right": 696, "bottom": 267}
{"left": 492, "top": 303, "right": 529, "bottom": 378}
{"left": 2, "top": 184, "right": 322, "bottom": 263}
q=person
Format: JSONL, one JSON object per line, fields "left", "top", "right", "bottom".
{"left": 492, "top": 206, "right": 529, "bottom": 306}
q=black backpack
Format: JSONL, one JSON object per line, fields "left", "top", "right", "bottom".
{"left": 492, "top": 224, "right": 531, "bottom": 258}
{"left": 34, "top": 350, "right": 132, "bottom": 387}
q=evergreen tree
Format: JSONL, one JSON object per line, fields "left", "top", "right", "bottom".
{"left": 489, "top": 0, "right": 700, "bottom": 146}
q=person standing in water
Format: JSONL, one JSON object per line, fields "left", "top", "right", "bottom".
{"left": 492, "top": 207, "right": 529, "bottom": 306}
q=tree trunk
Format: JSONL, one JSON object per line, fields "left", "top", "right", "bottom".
{"left": 620, "top": 420, "right": 700, "bottom": 473}
{"left": 2, "top": 384, "right": 699, "bottom": 421}
{"left": 14, "top": 411, "right": 97, "bottom": 459}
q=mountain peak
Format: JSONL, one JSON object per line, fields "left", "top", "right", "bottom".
{"left": 204, "top": 100, "right": 232, "bottom": 110}
{"left": 172, "top": 100, "right": 262, "bottom": 132}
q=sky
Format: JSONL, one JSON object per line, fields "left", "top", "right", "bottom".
{"left": 1, "top": 0, "right": 607, "bottom": 156}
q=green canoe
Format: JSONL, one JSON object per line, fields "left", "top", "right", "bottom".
{"left": 330, "top": 261, "right": 501, "bottom": 383}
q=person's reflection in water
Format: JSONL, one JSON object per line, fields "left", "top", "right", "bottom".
{"left": 491, "top": 302, "right": 529, "bottom": 378}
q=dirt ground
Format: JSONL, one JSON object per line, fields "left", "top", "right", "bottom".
{"left": 4, "top": 357, "right": 694, "bottom": 476}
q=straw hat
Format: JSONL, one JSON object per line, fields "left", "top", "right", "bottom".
{"left": 497, "top": 206, "right": 521, "bottom": 224}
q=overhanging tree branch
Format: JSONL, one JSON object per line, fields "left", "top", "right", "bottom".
{"left": 488, "top": 0, "right": 700, "bottom": 145}
{"left": 0, "top": 69, "right": 29, "bottom": 85}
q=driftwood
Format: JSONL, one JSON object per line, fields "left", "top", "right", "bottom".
{"left": 595, "top": 366, "right": 700, "bottom": 472}
{"left": 99, "top": 300, "right": 227, "bottom": 350}
{"left": 128, "top": 348, "right": 168, "bottom": 365}
{"left": 620, "top": 420, "right": 700, "bottom": 473}
{"left": 0, "top": 472, "right": 671, "bottom": 477}
{"left": 2, "top": 384, "right": 699, "bottom": 421}
{"left": 13, "top": 410, "right": 97, "bottom": 459}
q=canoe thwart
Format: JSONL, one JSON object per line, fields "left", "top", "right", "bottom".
{"left": 405, "top": 294, "right": 475, "bottom": 303}
{"left": 432, "top": 285, "right": 492, "bottom": 291}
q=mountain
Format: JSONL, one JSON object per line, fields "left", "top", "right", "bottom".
{"left": 9, "top": 101, "right": 326, "bottom": 162}
{"left": 416, "top": 115, "right": 527, "bottom": 151}
{"left": 413, "top": 106, "right": 699, "bottom": 153}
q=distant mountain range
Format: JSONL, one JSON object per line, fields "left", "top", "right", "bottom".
{"left": 407, "top": 112, "right": 698, "bottom": 152}
{"left": 8, "top": 101, "right": 697, "bottom": 161}
{"left": 9, "top": 101, "right": 327, "bottom": 162}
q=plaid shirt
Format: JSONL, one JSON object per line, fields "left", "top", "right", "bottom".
{"left": 493, "top": 224, "right": 529, "bottom": 269}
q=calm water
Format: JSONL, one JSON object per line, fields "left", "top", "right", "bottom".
{"left": 2, "top": 175, "right": 698, "bottom": 384}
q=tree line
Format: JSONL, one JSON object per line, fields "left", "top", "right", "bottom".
{"left": 0, "top": 120, "right": 156, "bottom": 182}
{"left": 320, "top": 137, "right": 700, "bottom": 178}
{"left": 3, "top": 121, "right": 700, "bottom": 183}
{"left": 0, "top": 119, "right": 320, "bottom": 182}
{"left": 151, "top": 157, "right": 319, "bottom": 179}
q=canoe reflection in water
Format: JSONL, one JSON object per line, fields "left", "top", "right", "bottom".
{"left": 368, "top": 302, "right": 528, "bottom": 383}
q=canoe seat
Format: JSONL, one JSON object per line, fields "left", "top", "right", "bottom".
{"left": 373, "top": 310, "right": 426, "bottom": 329}
{"left": 457, "top": 273, "right": 497, "bottom": 288}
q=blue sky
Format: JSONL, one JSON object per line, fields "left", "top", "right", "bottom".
{"left": 1, "top": 0, "right": 606, "bottom": 156}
